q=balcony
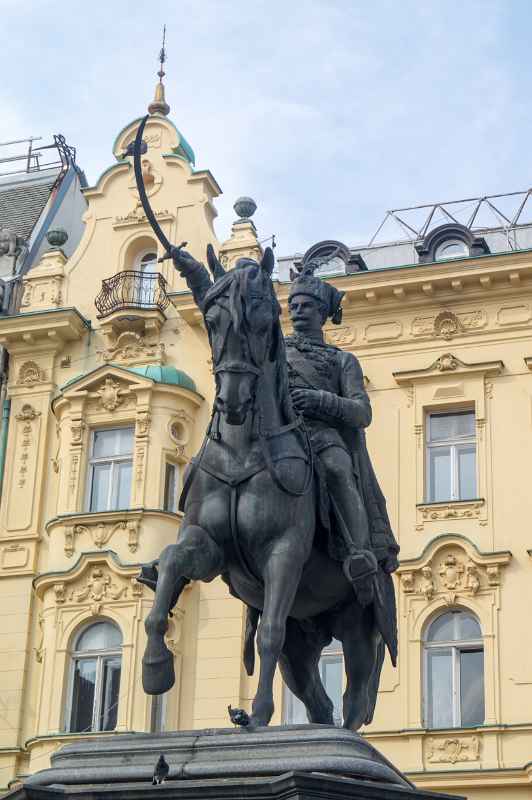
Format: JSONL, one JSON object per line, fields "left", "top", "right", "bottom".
{"left": 95, "top": 270, "right": 170, "bottom": 319}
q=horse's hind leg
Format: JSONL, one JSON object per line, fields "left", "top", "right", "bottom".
{"left": 143, "top": 524, "right": 223, "bottom": 695}
{"left": 279, "top": 618, "right": 334, "bottom": 725}
{"left": 337, "top": 600, "right": 383, "bottom": 730}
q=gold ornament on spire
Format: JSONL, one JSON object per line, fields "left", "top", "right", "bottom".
{"left": 148, "top": 25, "right": 170, "bottom": 116}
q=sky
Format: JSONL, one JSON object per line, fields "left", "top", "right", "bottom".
{"left": 1, "top": 0, "right": 532, "bottom": 256}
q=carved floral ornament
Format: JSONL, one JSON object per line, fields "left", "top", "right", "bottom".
{"left": 35, "top": 554, "right": 144, "bottom": 615}
{"left": 99, "top": 331, "right": 166, "bottom": 366}
{"left": 397, "top": 537, "right": 511, "bottom": 605}
{"left": 16, "top": 360, "right": 46, "bottom": 386}
{"left": 426, "top": 735, "right": 480, "bottom": 764}
{"left": 63, "top": 518, "right": 140, "bottom": 557}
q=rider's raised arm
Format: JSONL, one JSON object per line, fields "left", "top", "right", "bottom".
{"left": 319, "top": 351, "right": 372, "bottom": 429}
{"left": 173, "top": 248, "right": 213, "bottom": 309}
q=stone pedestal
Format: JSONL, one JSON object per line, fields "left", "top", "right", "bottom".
{"left": 8, "top": 726, "right": 464, "bottom": 800}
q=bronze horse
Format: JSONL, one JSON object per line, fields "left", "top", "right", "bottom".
{"left": 141, "top": 247, "right": 393, "bottom": 729}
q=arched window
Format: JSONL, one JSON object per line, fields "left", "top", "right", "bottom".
{"left": 434, "top": 239, "right": 469, "bottom": 261}
{"left": 67, "top": 620, "right": 122, "bottom": 733}
{"left": 424, "top": 609, "right": 484, "bottom": 729}
{"left": 137, "top": 251, "right": 158, "bottom": 274}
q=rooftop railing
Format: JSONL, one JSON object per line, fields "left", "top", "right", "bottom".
{"left": 95, "top": 270, "right": 170, "bottom": 318}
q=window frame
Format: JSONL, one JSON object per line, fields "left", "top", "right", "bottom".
{"left": 434, "top": 238, "right": 469, "bottom": 261}
{"left": 163, "top": 460, "right": 180, "bottom": 513}
{"left": 134, "top": 249, "right": 158, "bottom": 273}
{"left": 425, "top": 409, "right": 477, "bottom": 503}
{"left": 423, "top": 611, "right": 484, "bottom": 730}
{"left": 85, "top": 426, "right": 134, "bottom": 513}
{"left": 65, "top": 621, "right": 122, "bottom": 733}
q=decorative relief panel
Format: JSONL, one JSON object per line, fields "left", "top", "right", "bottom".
{"left": 426, "top": 735, "right": 481, "bottom": 764}
{"left": 411, "top": 309, "right": 487, "bottom": 340}
{"left": 99, "top": 331, "right": 166, "bottom": 366}
{"left": 64, "top": 519, "right": 139, "bottom": 558}
{"left": 364, "top": 321, "right": 402, "bottom": 342}
{"left": 6, "top": 404, "right": 42, "bottom": 531}
{"left": 325, "top": 326, "right": 356, "bottom": 347}
{"left": 0, "top": 543, "right": 29, "bottom": 570}
{"left": 398, "top": 538, "right": 510, "bottom": 605}
{"left": 97, "top": 377, "right": 127, "bottom": 412}
{"left": 16, "top": 361, "right": 46, "bottom": 387}
{"left": 72, "top": 567, "right": 127, "bottom": 615}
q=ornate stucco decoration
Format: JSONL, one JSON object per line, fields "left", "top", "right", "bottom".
{"left": 168, "top": 409, "right": 193, "bottom": 457}
{"left": 434, "top": 310, "right": 462, "bottom": 340}
{"left": 426, "top": 735, "right": 481, "bottom": 764}
{"left": 63, "top": 519, "right": 139, "bottom": 558}
{"left": 97, "top": 377, "right": 126, "bottom": 412}
{"left": 99, "top": 331, "right": 166, "bottom": 366}
{"left": 417, "top": 499, "right": 485, "bottom": 523}
{"left": 72, "top": 567, "right": 127, "bottom": 615}
{"left": 397, "top": 535, "right": 511, "bottom": 605}
{"left": 411, "top": 308, "right": 487, "bottom": 340}
{"left": 325, "top": 325, "right": 356, "bottom": 347}
{"left": 17, "top": 361, "right": 46, "bottom": 386}
{"left": 113, "top": 208, "right": 173, "bottom": 229}
{"left": 394, "top": 354, "right": 503, "bottom": 385}
{"left": 15, "top": 404, "right": 41, "bottom": 422}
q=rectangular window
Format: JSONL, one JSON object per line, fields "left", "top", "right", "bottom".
{"left": 426, "top": 410, "right": 476, "bottom": 502}
{"left": 87, "top": 427, "right": 134, "bottom": 512}
{"left": 163, "top": 462, "right": 180, "bottom": 513}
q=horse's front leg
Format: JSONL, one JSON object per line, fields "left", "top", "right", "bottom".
{"left": 250, "top": 537, "right": 304, "bottom": 727}
{"left": 144, "top": 524, "right": 223, "bottom": 695}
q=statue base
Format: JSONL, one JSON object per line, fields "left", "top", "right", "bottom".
{"left": 11, "top": 726, "right": 463, "bottom": 800}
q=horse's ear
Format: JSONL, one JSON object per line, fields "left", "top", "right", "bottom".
{"left": 260, "top": 247, "right": 275, "bottom": 276}
{"left": 207, "top": 244, "right": 226, "bottom": 280}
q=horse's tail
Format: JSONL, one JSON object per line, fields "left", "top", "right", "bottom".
{"left": 243, "top": 605, "right": 260, "bottom": 676}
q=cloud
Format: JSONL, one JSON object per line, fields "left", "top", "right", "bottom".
{"left": 1, "top": 0, "right": 531, "bottom": 255}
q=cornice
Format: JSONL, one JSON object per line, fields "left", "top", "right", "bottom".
{"left": 396, "top": 533, "right": 512, "bottom": 570}
{"left": 0, "top": 308, "right": 90, "bottom": 354}
{"left": 394, "top": 353, "right": 504, "bottom": 384}
{"left": 276, "top": 248, "right": 532, "bottom": 311}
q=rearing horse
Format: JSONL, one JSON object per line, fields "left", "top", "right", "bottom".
{"left": 141, "top": 247, "right": 389, "bottom": 729}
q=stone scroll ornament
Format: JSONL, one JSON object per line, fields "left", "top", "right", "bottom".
{"left": 132, "top": 115, "right": 187, "bottom": 264}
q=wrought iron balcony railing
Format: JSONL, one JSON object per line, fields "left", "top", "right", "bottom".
{"left": 95, "top": 270, "right": 170, "bottom": 318}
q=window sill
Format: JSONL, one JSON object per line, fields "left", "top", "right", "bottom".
{"left": 416, "top": 498, "right": 485, "bottom": 526}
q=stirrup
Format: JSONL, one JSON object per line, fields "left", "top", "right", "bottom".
{"left": 342, "top": 550, "right": 378, "bottom": 586}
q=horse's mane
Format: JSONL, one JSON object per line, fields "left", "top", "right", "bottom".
{"left": 203, "top": 263, "right": 296, "bottom": 425}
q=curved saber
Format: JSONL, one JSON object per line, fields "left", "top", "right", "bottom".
{"left": 133, "top": 115, "right": 173, "bottom": 257}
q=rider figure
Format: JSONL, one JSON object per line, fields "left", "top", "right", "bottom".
{"left": 286, "top": 262, "right": 399, "bottom": 605}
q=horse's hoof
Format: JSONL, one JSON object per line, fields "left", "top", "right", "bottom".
{"left": 142, "top": 651, "right": 175, "bottom": 695}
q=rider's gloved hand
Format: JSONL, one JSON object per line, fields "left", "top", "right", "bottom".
{"left": 383, "top": 552, "right": 400, "bottom": 574}
{"left": 290, "top": 388, "right": 322, "bottom": 416}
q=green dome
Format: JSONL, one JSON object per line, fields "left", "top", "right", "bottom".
{"left": 126, "top": 364, "right": 197, "bottom": 392}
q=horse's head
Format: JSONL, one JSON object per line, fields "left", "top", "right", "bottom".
{"left": 203, "top": 248, "right": 279, "bottom": 426}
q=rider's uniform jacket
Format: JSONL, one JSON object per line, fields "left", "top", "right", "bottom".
{"left": 285, "top": 333, "right": 399, "bottom": 565}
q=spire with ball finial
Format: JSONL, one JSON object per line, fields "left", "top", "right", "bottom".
{"left": 148, "top": 26, "right": 170, "bottom": 116}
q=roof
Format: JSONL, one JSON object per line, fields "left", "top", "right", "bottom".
{"left": 60, "top": 363, "right": 197, "bottom": 394}
{"left": 127, "top": 364, "right": 197, "bottom": 392}
{"left": 0, "top": 169, "right": 60, "bottom": 240}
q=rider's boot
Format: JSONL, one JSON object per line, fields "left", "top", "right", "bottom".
{"left": 343, "top": 549, "right": 378, "bottom": 607}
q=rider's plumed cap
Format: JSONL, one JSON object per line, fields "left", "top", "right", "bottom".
{"left": 288, "top": 261, "right": 345, "bottom": 325}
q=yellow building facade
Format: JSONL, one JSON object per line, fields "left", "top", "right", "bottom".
{"left": 1, "top": 92, "right": 532, "bottom": 798}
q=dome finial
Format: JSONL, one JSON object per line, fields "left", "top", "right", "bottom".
{"left": 148, "top": 25, "right": 170, "bottom": 116}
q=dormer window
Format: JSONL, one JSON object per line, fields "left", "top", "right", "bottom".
{"left": 435, "top": 239, "right": 469, "bottom": 261}
{"left": 416, "top": 224, "right": 489, "bottom": 264}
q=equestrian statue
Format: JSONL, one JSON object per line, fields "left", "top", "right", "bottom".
{"left": 133, "top": 115, "right": 399, "bottom": 730}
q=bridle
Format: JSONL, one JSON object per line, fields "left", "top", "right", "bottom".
{"left": 206, "top": 296, "right": 313, "bottom": 497}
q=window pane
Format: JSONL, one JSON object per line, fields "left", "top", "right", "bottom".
{"left": 458, "top": 445, "right": 476, "bottom": 499}
{"left": 460, "top": 649, "right": 484, "bottom": 726}
{"left": 164, "top": 463, "right": 178, "bottom": 512}
{"left": 427, "top": 612, "right": 456, "bottom": 642}
{"left": 283, "top": 688, "right": 308, "bottom": 724}
{"left": 76, "top": 622, "right": 122, "bottom": 651}
{"left": 93, "top": 428, "right": 134, "bottom": 458}
{"left": 70, "top": 658, "right": 96, "bottom": 732}
{"left": 429, "top": 446, "right": 451, "bottom": 501}
{"left": 320, "top": 656, "right": 343, "bottom": 726}
{"left": 430, "top": 412, "right": 475, "bottom": 442}
{"left": 99, "top": 657, "right": 121, "bottom": 731}
{"left": 89, "top": 463, "right": 111, "bottom": 511}
{"left": 140, "top": 253, "right": 157, "bottom": 273}
{"left": 435, "top": 240, "right": 468, "bottom": 261}
{"left": 456, "top": 613, "right": 482, "bottom": 641}
{"left": 116, "top": 461, "right": 132, "bottom": 509}
{"left": 93, "top": 429, "right": 118, "bottom": 459}
{"left": 427, "top": 649, "right": 453, "bottom": 728}
{"left": 117, "top": 427, "right": 134, "bottom": 455}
